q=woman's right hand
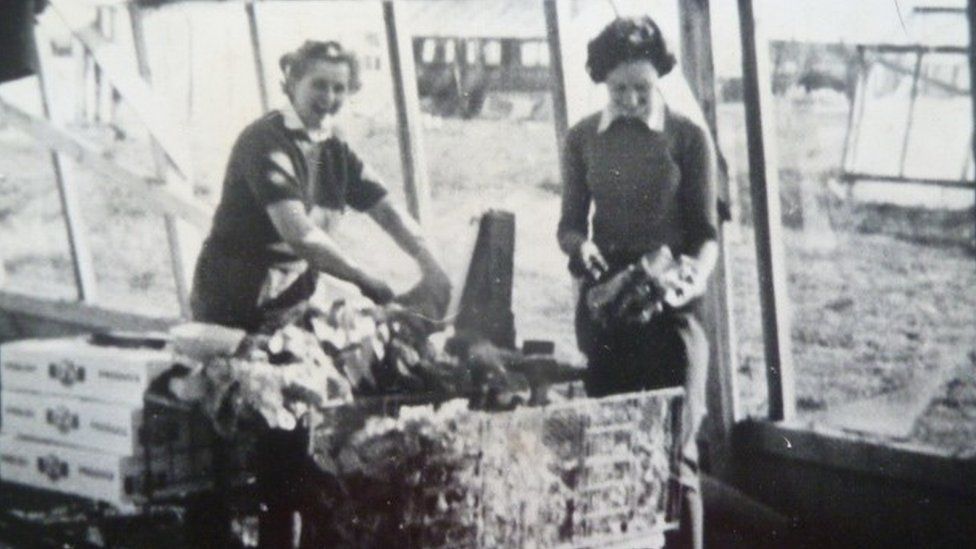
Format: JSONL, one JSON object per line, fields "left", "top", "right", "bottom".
{"left": 578, "top": 240, "right": 609, "bottom": 280}
{"left": 357, "top": 274, "right": 394, "bottom": 305}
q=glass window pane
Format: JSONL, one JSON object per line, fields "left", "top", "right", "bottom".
{"left": 422, "top": 38, "right": 437, "bottom": 63}
{"left": 466, "top": 39, "right": 479, "bottom": 65}
{"left": 484, "top": 40, "right": 502, "bottom": 66}
{"left": 773, "top": 44, "right": 975, "bottom": 452}
{"left": 520, "top": 41, "right": 538, "bottom": 66}
{"left": 443, "top": 39, "right": 456, "bottom": 64}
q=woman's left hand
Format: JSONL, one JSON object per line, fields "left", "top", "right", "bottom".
{"left": 419, "top": 263, "right": 452, "bottom": 318}
{"left": 397, "top": 264, "right": 452, "bottom": 321}
{"left": 663, "top": 255, "right": 709, "bottom": 308}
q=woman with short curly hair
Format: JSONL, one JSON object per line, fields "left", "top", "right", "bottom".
{"left": 557, "top": 16, "right": 717, "bottom": 549}
{"left": 190, "top": 40, "right": 451, "bottom": 547}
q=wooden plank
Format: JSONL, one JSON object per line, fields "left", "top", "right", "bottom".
{"left": 47, "top": 0, "right": 193, "bottom": 180}
{"left": 961, "top": 134, "right": 973, "bottom": 181}
{"left": 32, "top": 23, "right": 99, "bottom": 303}
{"left": 840, "top": 48, "right": 865, "bottom": 172}
{"left": 968, "top": 0, "right": 976, "bottom": 238}
{"left": 95, "top": 5, "right": 118, "bottom": 127}
{"left": 0, "top": 291, "right": 174, "bottom": 335}
{"left": 839, "top": 172, "right": 974, "bottom": 189}
{"left": 860, "top": 43, "right": 967, "bottom": 55}
{"left": 736, "top": 0, "right": 796, "bottom": 421}
{"left": 543, "top": 0, "right": 569, "bottom": 168}
{"left": 128, "top": 4, "right": 198, "bottom": 318}
{"left": 679, "top": 0, "right": 740, "bottom": 476}
{"left": 72, "top": 38, "right": 89, "bottom": 125}
{"left": 739, "top": 420, "right": 976, "bottom": 498}
{"left": 245, "top": 1, "right": 270, "bottom": 113}
{"left": 898, "top": 52, "right": 924, "bottom": 177}
{"left": 0, "top": 98, "right": 212, "bottom": 229}
{"left": 382, "top": 0, "right": 431, "bottom": 225}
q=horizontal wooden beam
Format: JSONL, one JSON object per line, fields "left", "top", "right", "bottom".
{"left": 857, "top": 43, "right": 967, "bottom": 55}
{"left": 0, "top": 291, "right": 175, "bottom": 334}
{"left": 48, "top": 0, "right": 194, "bottom": 180}
{"left": 839, "top": 172, "right": 975, "bottom": 189}
{"left": 738, "top": 420, "right": 976, "bottom": 498}
{"left": 0, "top": 97, "right": 213, "bottom": 229}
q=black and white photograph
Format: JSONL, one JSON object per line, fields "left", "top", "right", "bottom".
{"left": 0, "top": 0, "right": 973, "bottom": 547}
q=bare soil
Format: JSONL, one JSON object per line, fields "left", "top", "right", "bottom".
{"left": 1, "top": 89, "right": 973, "bottom": 454}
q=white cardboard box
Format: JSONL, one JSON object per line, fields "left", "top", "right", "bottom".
{"left": 0, "top": 337, "right": 174, "bottom": 405}
{"left": 0, "top": 433, "right": 212, "bottom": 509}
{"left": 0, "top": 390, "right": 209, "bottom": 454}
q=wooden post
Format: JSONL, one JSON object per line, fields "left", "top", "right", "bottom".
{"left": 970, "top": 0, "right": 976, "bottom": 237}
{"left": 245, "top": 1, "right": 270, "bottom": 113}
{"left": 129, "top": 5, "right": 197, "bottom": 318}
{"left": 33, "top": 22, "right": 98, "bottom": 303}
{"left": 544, "top": 0, "right": 569, "bottom": 168}
{"left": 95, "top": 5, "right": 117, "bottom": 127}
{"left": 840, "top": 48, "right": 866, "bottom": 173}
{"left": 383, "top": 1, "right": 431, "bottom": 225}
{"left": 737, "top": 0, "right": 796, "bottom": 422}
{"left": 678, "top": 0, "right": 740, "bottom": 474}
{"left": 898, "top": 52, "right": 924, "bottom": 176}
{"left": 72, "top": 37, "right": 89, "bottom": 125}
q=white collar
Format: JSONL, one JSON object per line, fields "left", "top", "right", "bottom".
{"left": 281, "top": 103, "right": 337, "bottom": 143}
{"left": 597, "top": 90, "right": 666, "bottom": 134}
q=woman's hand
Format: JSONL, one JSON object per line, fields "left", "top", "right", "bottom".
{"left": 367, "top": 199, "right": 452, "bottom": 317}
{"left": 663, "top": 255, "right": 709, "bottom": 308}
{"left": 419, "top": 263, "right": 452, "bottom": 317}
{"left": 578, "top": 240, "right": 609, "bottom": 280}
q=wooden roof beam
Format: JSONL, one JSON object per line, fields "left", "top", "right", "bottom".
{"left": 48, "top": 0, "right": 195, "bottom": 181}
{"left": 0, "top": 98, "right": 212, "bottom": 229}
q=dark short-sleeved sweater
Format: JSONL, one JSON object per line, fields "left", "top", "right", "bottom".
{"left": 206, "top": 110, "right": 387, "bottom": 263}
{"left": 557, "top": 108, "right": 718, "bottom": 264}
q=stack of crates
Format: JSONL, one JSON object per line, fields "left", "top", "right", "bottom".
{"left": 0, "top": 336, "right": 213, "bottom": 510}
{"left": 310, "top": 388, "right": 684, "bottom": 548}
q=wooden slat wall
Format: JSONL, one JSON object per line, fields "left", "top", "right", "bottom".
{"left": 736, "top": 0, "right": 796, "bottom": 421}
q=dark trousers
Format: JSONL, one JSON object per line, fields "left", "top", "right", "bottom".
{"left": 190, "top": 241, "right": 318, "bottom": 547}
{"left": 575, "top": 282, "right": 707, "bottom": 549}
{"left": 256, "top": 427, "right": 311, "bottom": 549}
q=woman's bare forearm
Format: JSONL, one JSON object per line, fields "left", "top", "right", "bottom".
{"left": 367, "top": 198, "right": 441, "bottom": 271}
{"left": 266, "top": 200, "right": 372, "bottom": 286}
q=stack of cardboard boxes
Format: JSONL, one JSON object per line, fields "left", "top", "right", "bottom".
{"left": 0, "top": 336, "right": 213, "bottom": 510}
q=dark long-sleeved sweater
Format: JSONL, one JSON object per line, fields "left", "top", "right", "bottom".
{"left": 557, "top": 108, "right": 718, "bottom": 264}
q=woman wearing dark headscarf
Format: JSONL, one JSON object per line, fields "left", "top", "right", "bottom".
{"left": 557, "top": 16, "right": 717, "bottom": 549}
{"left": 190, "top": 40, "right": 451, "bottom": 547}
